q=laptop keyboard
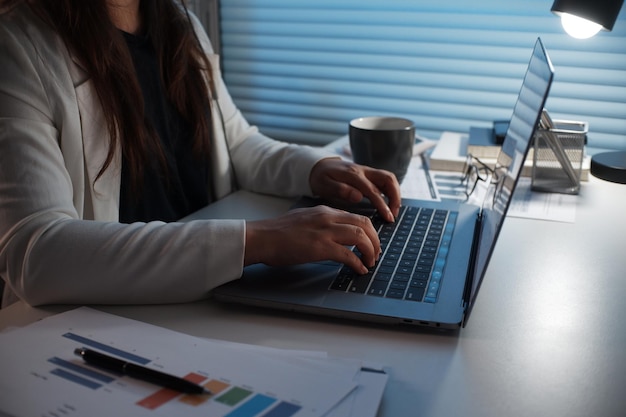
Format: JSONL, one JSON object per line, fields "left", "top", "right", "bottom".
{"left": 330, "top": 205, "right": 458, "bottom": 303}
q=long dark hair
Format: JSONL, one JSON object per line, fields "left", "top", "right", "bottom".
{"left": 1, "top": 0, "right": 215, "bottom": 189}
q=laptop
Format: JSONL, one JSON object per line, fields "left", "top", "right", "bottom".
{"left": 212, "top": 38, "right": 555, "bottom": 329}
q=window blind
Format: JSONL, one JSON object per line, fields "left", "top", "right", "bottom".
{"left": 218, "top": 0, "right": 626, "bottom": 150}
{"left": 189, "top": 0, "right": 221, "bottom": 53}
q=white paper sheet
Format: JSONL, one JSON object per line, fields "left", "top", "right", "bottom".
{"left": 400, "top": 155, "right": 440, "bottom": 201}
{"left": 507, "top": 177, "right": 577, "bottom": 223}
{"left": 0, "top": 308, "right": 382, "bottom": 417}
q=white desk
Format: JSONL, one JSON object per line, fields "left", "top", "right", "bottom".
{"left": 2, "top": 176, "right": 626, "bottom": 417}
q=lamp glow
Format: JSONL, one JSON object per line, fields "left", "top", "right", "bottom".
{"left": 550, "top": 0, "right": 626, "bottom": 183}
{"left": 560, "top": 13, "right": 603, "bottom": 38}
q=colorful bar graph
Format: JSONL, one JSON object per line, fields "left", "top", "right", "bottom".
{"left": 50, "top": 368, "right": 102, "bottom": 390}
{"left": 261, "top": 401, "right": 303, "bottom": 417}
{"left": 179, "top": 379, "right": 230, "bottom": 406}
{"left": 51, "top": 332, "right": 306, "bottom": 417}
{"left": 48, "top": 357, "right": 115, "bottom": 383}
{"left": 62, "top": 333, "right": 150, "bottom": 364}
{"left": 215, "top": 386, "right": 253, "bottom": 406}
{"left": 224, "top": 394, "right": 276, "bottom": 417}
{"left": 203, "top": 379, "right": 231, "bottom": 394}
{"left": 137, "top": 372, "right": 207, "bottom": 410}
{"left": 138, "top": 374, "right": 301, "bottom": 417}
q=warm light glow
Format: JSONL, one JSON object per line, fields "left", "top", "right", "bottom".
{"left": 560, "top": 13, "right": 603, "bottom": 39}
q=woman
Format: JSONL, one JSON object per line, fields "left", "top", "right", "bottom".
{"left": 0, "top": 0, "right": 401, "bottom": 307}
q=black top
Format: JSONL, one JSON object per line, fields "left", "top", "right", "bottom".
{"left": 119, "top": 31, "right": 210, "bottom": 223}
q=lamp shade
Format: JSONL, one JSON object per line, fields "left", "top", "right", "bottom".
{"left": 551, "top": 0, "right": 624, "bottom": 31}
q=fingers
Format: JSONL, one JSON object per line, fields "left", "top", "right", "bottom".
{"left": 331, "top": 211, "right": 380, "bottom": 269}
{"left": 356, "top": 166, "right": 401, "bottom": 220}
{"left": 310, "top": 159, "right": 401, "bottom": 223}
{"left": 304, "top": 207, "right": 379, "bottom": 271}
{"left": 373, "top": 170, "right": 402, "bottom": 218}
{"left": 339, "top": 166, "right": 400, "bottom": 222}
{"left": 335, "top": 243, "right": 370, "bottom": 274}
{"left": 245, "top": 206, "right": 380, "bottom": 274}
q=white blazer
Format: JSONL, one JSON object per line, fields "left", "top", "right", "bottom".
{"left": 0, "top": 5, "right": 333, "bottom": 306}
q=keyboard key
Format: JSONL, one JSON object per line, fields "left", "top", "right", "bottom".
{"left": 393, "top": 273, "right": 411, "bottom": 283}
{"left": 384, "top": 252, "right": 400, "bottom": 261}
{"left": 373, "top": 272, "right": 392, "bottom": 283}
{"left": 381, "top": 258, "right": 398, "bottom": 267}
{"left": 331, "top": 275, "right": 352, "bottom": 291}
{"left": 396, "top": 266, "right": 412, "bottom": 275}
{"left": 390, "top": 280, "right": 408, "bottom": 290}
{"left": 406, "top": 287, "right": 425, "bottom": 301}
{"left": 409, "top": 279, "right": 427, "bottom": 288}
{"left": 350, "top": 275, "right": 372, "bottom": 293}
{"left": 378, "top": 266, "right": 395, "bottom": 275}
{"left": 415, "top": 265, "right": 432, "bottom": 273}
{"left": 385, "top": 289, "right": 405, "bottom": 299}
{"left": 401, "top": 252, "right": 418, "bottom": 261}
{"left": 417, "top": 257, "right": 434, "bottom": 266}
{"left": 368, "top": 281, "right": 388, "bottom": 296}
{"left": 399, "top": 260, "right": 415, "bottom": 268}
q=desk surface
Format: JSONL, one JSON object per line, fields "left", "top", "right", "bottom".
{"left": 2, "top": 176, "right": 626, "bottom": 417}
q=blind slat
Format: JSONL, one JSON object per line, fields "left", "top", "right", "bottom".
{"left": 220, "top": 0, "right": 626, "bottom": 149}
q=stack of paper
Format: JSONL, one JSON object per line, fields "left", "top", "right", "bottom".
{"left": 0, "top": 308, "right": 387, "bottom": 417}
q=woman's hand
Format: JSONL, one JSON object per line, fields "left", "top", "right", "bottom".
{"left": 245, "top": 205, "right": 380, "bottom": 274}
{"left": 308, "top": 158, "right": 401, "bottom": 223}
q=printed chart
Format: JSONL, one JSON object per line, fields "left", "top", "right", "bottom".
{"left": 44, "top": 333, "right": 302, "bottom": 417}
{"left": 0, "top": 308, "right": 363, "bottom": 417}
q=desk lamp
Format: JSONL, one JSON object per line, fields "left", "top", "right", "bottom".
{"left": 551, "top": 0, "right": 626, "bottom": 183}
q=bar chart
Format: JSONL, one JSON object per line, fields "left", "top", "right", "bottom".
{"left": 43, "top": 332, "right": 304, "bottom": 417}
{"left": 1, "top": 308, "right": 385, "bottom": 417}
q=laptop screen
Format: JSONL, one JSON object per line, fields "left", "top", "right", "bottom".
{"left": 465, "top": 38, "right": 555, "bottom": 321}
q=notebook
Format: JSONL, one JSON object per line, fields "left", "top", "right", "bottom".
{"left": 212, "top": 38, "right": 555, "bottom": 329}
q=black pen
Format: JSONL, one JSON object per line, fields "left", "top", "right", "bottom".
{"left": 74, "top": 348, "right": 210, "bottom": 395}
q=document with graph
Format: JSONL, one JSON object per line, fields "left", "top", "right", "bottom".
{"left": 0, "top": 307, "right": 385, "bottom": 417}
